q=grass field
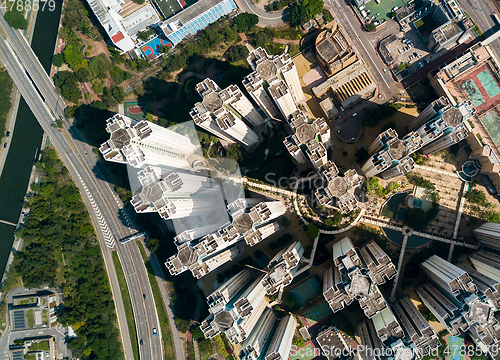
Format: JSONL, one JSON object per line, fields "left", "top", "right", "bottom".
{"left": 137, "top": 241, "right": 176, "bottom": 360}
{"left": 29, "top": 340, "right": 50, "bottom": 351}
{"left": 27, "top": 310, "right": 34, "bottom": 328}
{"left": 112, "top": 251, "right": 139, "bottom": 360}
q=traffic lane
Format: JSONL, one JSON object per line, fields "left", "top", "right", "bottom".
{"left": 327, "top": 0, "right": 395, "bottom": 96}
{"left": 120, "top": 243, "right": 158, "bottom": 360}
{"left": 0, "top": 34, "right": 139, "bottom": 360}
{"left": 127, "top": 243, "right": 163, "bottom": 360}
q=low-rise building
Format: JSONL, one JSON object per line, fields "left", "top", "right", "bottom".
{"left": 316, "top": 326, "right": 351, "bottom": 360}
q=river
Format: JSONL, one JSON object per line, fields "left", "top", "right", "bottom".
{"left": 0, "top": 0, "right": 63, "bottom": 276}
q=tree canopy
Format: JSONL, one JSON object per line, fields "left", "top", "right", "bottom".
{"left": 63, "top": 44, "right": 88, "bottom": 71}
{"left": 233, "top": 13, "right": 259, "bottom": 33}
{"left": 52, "top": 54, "right": 64, "bottom": 68}
{"left": 53, "top": 71, "right": 82, "bottom": 104}
{"left": 4, "top": 10, "right": 28, "bottom": 30}
{"left": 15, "top": 149, "right": 123, "bottom": 360}
{"left": 0, "top": 69, "right": 14, "bottom": 137}
{"left": 288, "top": 0, "right": 323, "bottom": 26}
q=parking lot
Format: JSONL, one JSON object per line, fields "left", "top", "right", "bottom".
{"left": 384, "top": 34, "right": 431, "bottom": 72}
{"left": 363, "top": 0, "right": 407, "bottom": 23}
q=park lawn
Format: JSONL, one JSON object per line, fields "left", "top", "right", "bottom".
{"left": 137, "top": 241, "right": 176, "bottom": 360}
{"left": 29, "top": 340, "right": 50, "bottom": 351}
{"left": 17, "top": 298, "right": 37, "bottom": 305}
{"left": 28, "top": 310, "right": 34, "bottom": 328}
{"left": 42, "top": 310, "right": 48, "bottom": 324}
{"left": 112, "top": 251, "right": 139, "bottom": 360}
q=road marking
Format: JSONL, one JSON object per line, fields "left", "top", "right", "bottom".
{"left": 240, "top": 0, "right": 283, "bottom": 20}
{"left": 330, "top": 0, "right": 391, "bottom": 91}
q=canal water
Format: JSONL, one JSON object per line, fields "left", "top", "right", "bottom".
{"left": 0, "top": 1, "right": 63, "bottom": 275}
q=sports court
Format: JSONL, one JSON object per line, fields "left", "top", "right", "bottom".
{"left": 301, "top": 301, "right": 332, "bottom": 328}
{"left": 446, "top": 334, "right": 466, "bottom": 360}
{"left": 457, "top": 62, "right": 500, "bottom": 116}
{"left": 152, "top": 0, "right": 183, "bottom": 19}
{"left": 124, "top": 100, "right": 146, "bottom": 120}
{"left": 288, "top": 341, "right": 319, "bottom": 360}
{"left": 289, "top": 277, "right": 322, "bottom": 307}
{"left": 480, "top": 110, "right": 500, "bottom": 146}
{"left": 141, "top": 35, "right": 172, "bottom": 60}
{"left": 363, "top": 0, "right": 408, "bottom": 22}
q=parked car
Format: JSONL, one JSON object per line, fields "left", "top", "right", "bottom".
{"left": 392, "top": 6, "right": 399, "bottom": 11}
{"left": 352, "top": 113, "right": 358, "bottom": 117}
{"left": 5, "top": 131, "right": 10, "bottom": 137}
{"left": 140, "top": 339, "right": 143, "bottom": 345}
{"left": 383, "top": 68, "right": 387, "bottom": 73}
{"left": 378, "top": 93, "right": 382, "bottom": 98}
{"left": 3, "top": 143, "right": 6, "bottom": 148}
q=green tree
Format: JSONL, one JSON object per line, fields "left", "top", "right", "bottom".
{"left": 4, "top": 10, "right": 28, "bottom": 30}
{"left": 306, "top": 223, "right": 319, "bottom": 239}
{"left": 63, "top": 44, "right": 88, "bottom": 71}
{"left": 301, "top": 0, "right": 323, "bottom": 19}
{"left": 323, "top": 9, "right": 334, "bottom": 22}
{"left": 366, "top": 23, "right": 377, "bottom": 32}
{"left": 253, "top": 29, "right": 274, "bottom": 48}
{"left": 52, "top": 54, "right": 64, "bottom": 67}
{"left": 288, "top": 3, "right": 308, "bottom": 27}
{"left": 75, "top": 68, "right": 91, "bottom": 83}
{"left": 227, "top": 44, "right": 249, "bottom": 62}
{"left": 233, "top": 13, "right": 259, "bottom": 33}
{"left": 398, "top": 63, "right": 407, "bottom": 71}
{"left": 226, "top": 143, "right": 244, "bottom": 162}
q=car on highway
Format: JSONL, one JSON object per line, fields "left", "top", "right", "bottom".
{"left": 378, "top": 93, "right": 382, "bottom": 98}
{"left": 140, "top": 339, "right": 143, "bottom": 345}
{"left": 383, "top": 68, "right": 387, "bottom": 73}
{"left": 153, "top": 328, "right": 158, "bottom": 336}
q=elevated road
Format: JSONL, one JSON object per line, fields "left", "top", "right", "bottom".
{"left": 0, "top": 14, "right": 172, "bottom": 360}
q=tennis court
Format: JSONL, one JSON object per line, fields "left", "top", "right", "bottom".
{"left": 301, "top": 301, "right": 332, "bottom": 328}
{"left": 480, "top": 110, "right": 500, "bottom": 146}
{"left": 446, "top": 334, "right": 465, "bottom": 360}
{"left": 141, "top": 35, "right": 172, "bottom": 60}
{"left": 124, "top": 100, "right": 146, "bottom": 120}
{"left": 151, "top": 0, "right": 183, "bottom": 19}
{"left": 461, "top": 79, "right": 485, "bottom": 107}
{"left": 477, "top": 69, "right": 500, "bottom": 98}
{"left": 289, "top": 277, "right": 322, "bottom": 306}
{"left": 289, "top": 341, "right": 319, "bottom": 360}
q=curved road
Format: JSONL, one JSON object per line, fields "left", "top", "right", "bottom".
{"left": 0, "top": 13, "right": 184, "bottom": 360}
{"left": 234, "top": 0, "right": 285, "bottom": 25}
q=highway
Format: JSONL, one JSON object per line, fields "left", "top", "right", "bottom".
{"left": 0, "top": 13, "right": 171, "bottom": 360}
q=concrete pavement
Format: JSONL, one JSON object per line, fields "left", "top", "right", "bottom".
{"left": 0, "top": 15, "right": 174, "bottom": 360}
{"left": 233, "top": 0, "right": 285, "bottom": 26}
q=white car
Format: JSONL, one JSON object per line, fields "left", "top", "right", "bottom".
{"left": 352, "top": 113, "right": 358, "bottom": 117}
